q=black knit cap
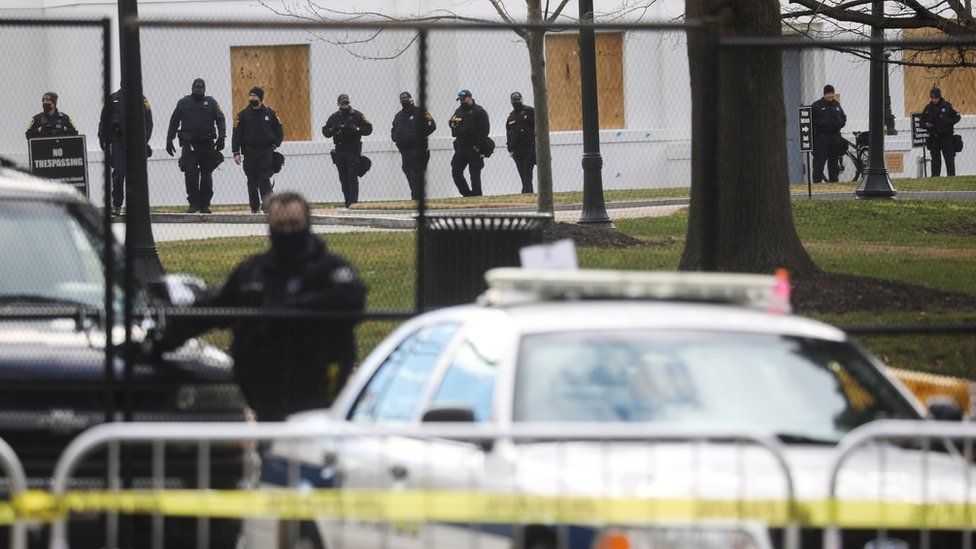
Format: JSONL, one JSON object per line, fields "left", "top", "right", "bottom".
{"left": 192, "top": 78, "right": 206, "bottom": 91}
{"left": 823, "top": 84, "right": 835, "bottom": 95}
{"left": 930, "top": 87, "right": 942, "bottom": 98}
{"left": 249, "top": 86, "right": 264, "bottom": 101}
{"left": 42, "top": 91, "right": 58, "bottom": 105}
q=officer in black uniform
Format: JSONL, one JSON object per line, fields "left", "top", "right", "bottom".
{"left": 26, "top": 92, "right": 78, "bottom": 140}
{"left": 922, "top": 87, "right": 962, "bottom": 177}
{"left": 391, "top": 91, "right": 436, "bottom": 200}
{"left": 323, "top": 94, "right": 373, "bottom": 208}
{"left": 166, "top": 78, "right": 227, "bottom": 214}
{"left": 149, "top": 192, "right": 367, "bottom": 420}
{"left": 232, "top": 87, "right": 284, "bottom": 213}
{"left": 98, "top": 89, "right": 154, "bottom": 216}
{"left": 449, "top": 89, "right": 490, "bottom": 197}
{"left": 505, "top": 91, "right": 535, "bottom": 194}
{"left": 811, "top": 84, "right": 846, "bottom": 183}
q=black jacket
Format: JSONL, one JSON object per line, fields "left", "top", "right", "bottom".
{"left": 811, "top": 98, "right": 846, "bottom": 135}
{"left": 322, "top": 108, "right": 373, "bottom": 150}
{"left": 922, "top": 99, "right": 961, "bottom": 135}
{"left": 26, "top": 110, "right": 78, "bottom": 140}
{"left": 167, "top": 95, "right": 227, "bottom": 144}
{"left": 231, "top": 105, "right": 284, "bottom": 154}
{"left": 98, "top": 90, "right": 154, "bottom": 145}
{"left": 506, "top": 104, "right": 535, "bottom": 153}
{"left": 158, "top": 234, "right": 367, "bottom": 421}
{"left": 391, "top": 105, "right": 436, "bottom": 150}
{"left": 449, "top": 102, "right": 490, "bottom": 150}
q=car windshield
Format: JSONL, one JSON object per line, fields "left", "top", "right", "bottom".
{"left": 0, "top": 200, "right": 109, "bottom": 309}
{"left": 514, "top": 330, "right": 918, "bottom": 442}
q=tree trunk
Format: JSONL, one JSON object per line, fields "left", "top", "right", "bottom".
{"left": 525, "top": 0, "right": 555, "bottom": 213}
{"left": 681, "top": 0, "right": 818, "bottom": 275}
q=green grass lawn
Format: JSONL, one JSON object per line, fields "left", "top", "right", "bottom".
{"left": 159, "top": 199, "right": 976, "bottom": 377}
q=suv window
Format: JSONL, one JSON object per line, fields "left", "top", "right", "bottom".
{"left": 349, "top": 322, "right": 460, "bottom": 422}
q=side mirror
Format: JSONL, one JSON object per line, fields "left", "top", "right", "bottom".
{"left": 927, "top": 395, "right": 964, "bottom": 422}
{"left": 422, "top": 405, "right": 476, "bottom": 423}
{"left": 146, "top": 274, "right": 208, "bottom": 306}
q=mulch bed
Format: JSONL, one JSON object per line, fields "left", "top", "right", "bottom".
{"left": 542, "top": 222, "right": 644, "bottom": 249}
{"left": 792, "top": 272, "right": 976, "bottom": 314}
{"left": 927, "top": 223, "right": 976, "bottom": 237}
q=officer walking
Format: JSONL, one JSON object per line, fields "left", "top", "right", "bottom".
{"left": 391, "top": 91, "right": 436, "bottom": 200}
{"left": 97, "top": 89, "right": 154, "bottom": 216}
{"left": 811, "top": 84, "right": 846, "bottom": 183}
{"left": 322, "top": 94, "right": 373, "bottom": 208}
{"left": 506, "top": 91, "right": 535, "bottom": 194}
{"left": 147, "top": 192, "right": 367, "bottom": 420}
{"left": 26, "top": 92, "right": 78, "bottom": 140}
{"left": 232, "top": 87, "right": 284, "bottom": 214}
{"left": 449, "top": 89, "right": 490, "bottom": 197}
{"left": 922, "top": 87, "right": 962, "bottom": 177}
{"left": 165, "top": 78, "right": 227, "bottom": 214}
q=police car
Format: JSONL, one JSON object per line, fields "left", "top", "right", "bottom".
{"left": 256, "top": 268, "right": 972, "bottom": 549}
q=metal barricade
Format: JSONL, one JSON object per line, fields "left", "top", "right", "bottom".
{"left": 48, "top": 422, "right": 799, "bottom": 549}
{"left": 825, "top": 420, "right": 976, "bottom": 549}
{"left": 0, "top": 435, "right": 28, "bottom": 549}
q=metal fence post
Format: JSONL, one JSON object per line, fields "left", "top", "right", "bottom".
{"left": 416, "top": 29, "right": 428, "bottom": 312}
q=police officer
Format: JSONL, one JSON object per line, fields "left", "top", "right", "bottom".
{"left": 811, "top": 84, "right": 846, "bottom": 183}
{"left": 449, "top": 89, "right": 490, "bottom": 197}
{"left": 26, "top": 92, "right": 78, "bottom": 140}
{"left": 506, "top": 91, "right": 535, "bottom": 194}
{"left": 148, "top": 192, "right": 367, "bottom": 420}
{"left": 98, "top": 89, "right": 154, "bottom": 216}
{"left": 391, "top": 91, "right": 436, "bottom": 200}
{"left": 323, "top": 94, "right": 373, "bottom": 208}
{"left": 166, "top": 78, "right": 227, "bottom": 214}
{"left": 232, "top": 87, "right": 284, "bottom": 214}
{"left": 922, "top": 87, "right": 962, "bottom": 177}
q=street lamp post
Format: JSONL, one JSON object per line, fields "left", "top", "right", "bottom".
{"left": 856, "top": 0, "right": 897, "bottom": 198}
{"left": 576, "top": 0, "right": 613, "bottom": 227}
{"left": 883, "top": 52, "right": 897, "bottom": 135}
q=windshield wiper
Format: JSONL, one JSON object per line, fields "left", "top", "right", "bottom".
{"left": 774, "top": 432, "right": 838, "bottom": 446}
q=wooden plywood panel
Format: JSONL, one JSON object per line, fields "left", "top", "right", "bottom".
{"left": 885, "top": 152, "right": 904, "bottom": 174}
{"left": 230, "top": 45, "right": 311, "bottom": 141}
{"left": 545, "top": 33, "right": 625, "bottom": 131}
{"left": 903, "top": 28, "right": 976, "bottom": 115}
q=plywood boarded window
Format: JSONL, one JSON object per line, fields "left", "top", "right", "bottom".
{"left": 545, "top": 33, "right": 624, "bottom": 131}
{"left": 230, "top": 45, "right": 311, "bottom": 141}
{"left": 903, "top": 28, "right": 976, "bottom": 115}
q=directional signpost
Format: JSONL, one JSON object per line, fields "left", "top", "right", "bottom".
{"left": 798, "top": 106, "right": 814, "bottom": 198}
{"left": 911, "top": 113, "right": 928, "bottom": 178}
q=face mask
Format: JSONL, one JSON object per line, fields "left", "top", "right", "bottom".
{"left": 249, "top": 99, "right": 260, "bottom": 107}
{"left": 512, "top": 101, "right": 523, "bottom": 109}
{"left": 192, "top": 89, "right": 205, "bottom": 99}
{"left": 400, "top": 100, "right": 412, "bottom": 108}
{"left": 43, "top": 103, "right": 52, "bottom": 112}
{"left": 270, "top": 227, "right": 310, "bottom": 263}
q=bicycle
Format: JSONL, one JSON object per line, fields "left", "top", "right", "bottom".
{"left": 838, "top": 130, "right": 869, "bottom": 182}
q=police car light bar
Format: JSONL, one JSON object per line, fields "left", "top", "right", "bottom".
{"left": 480, "top": 268, "right": 789, "bottom": 313}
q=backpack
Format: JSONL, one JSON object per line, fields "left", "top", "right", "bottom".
{"left": 953, "top": 134, "right": 964, "bottom": 153}
{"left": 272, "top": 151, "right": 285, "bottom": 174}
{"left": 480, "top": 136, "right": 496, "bottom": 158}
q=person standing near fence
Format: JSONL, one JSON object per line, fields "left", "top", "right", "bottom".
{"left": 146, "top": 192, "right": 367, "bottom": 420}
{"left": 98, "top": 89, "right": 154, "bottom": 216}
{"left": 506, "top": 91, "right": 535, "bottom": 194}
{"left": 922, "top": 87, "right": 961, "bottom": 177}
{"left": 26, "top": 92, "right": 78, "bottom": 140}
{"left": 391, "top": 91, "right": 436, "bottom": 200}
{"left": 811, "top": 85, "right": 846, "bottom": 183}
{"left": 165, "top": 78, "right": 226, "bottom": 214}
{"left": 449, "top": 89, "right": 490, "bottom": 197}
{"left": 232, "top": 87, "right": 283, "bottom": 214}
{"left": 323, "top": 94, "right": 373, "bottom": 208}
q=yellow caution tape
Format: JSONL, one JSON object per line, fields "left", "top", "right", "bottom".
{"left": 1, "top": 489, "right": 976, "bottom": 530}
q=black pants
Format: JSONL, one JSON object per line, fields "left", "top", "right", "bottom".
{"left": 812, "top": 132, "right": 842, "bottom": 183}
{"left": 110, "top": 141, "right": 126, "bottom": 208}
{"left": 929, "top": 133, "right": 956, "bottom": 177}
{"left": 181, "top": 140, "right": 215, "bottom": 209}
{"left": 242, "top": 147, "right": 274, "bottom": 212}
{"left": 400, "top": 148, "right": 429, "bottom": 200}
{"left": 332, "top": 148, "right": 360, "bottom": 207}
{"left": 512, "top": 150, "right": 535, "bottom": 193}
{"left": 451, "top": 146, "right": 483, "bottom": 197}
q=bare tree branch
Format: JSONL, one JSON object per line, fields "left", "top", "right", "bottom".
{"left": 546, "top": 0, "right": 573, "bottom": 23}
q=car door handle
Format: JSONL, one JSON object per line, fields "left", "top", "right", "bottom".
{"left": 389, "top": 464, "right": 408, "bottom": 481}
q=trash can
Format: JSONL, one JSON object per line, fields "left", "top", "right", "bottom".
{"left": 420, "top": 212, "right": 552, "bottom": 308}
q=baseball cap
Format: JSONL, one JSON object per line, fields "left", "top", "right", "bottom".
{"left": 511, "top": 91, "right": 523, "bottom": 101}
{"left": 337, "top": 93, "right": 350, "bottom": 105}
{"left": 399, "top": 91, "right": 412, "bottom": 100}
{"left": 456, "top": 89, "right": 472, "bottom": 101}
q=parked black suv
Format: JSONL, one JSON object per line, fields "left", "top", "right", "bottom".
{"left": 0, "top": 166, "right": 248, "bottom": 548}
